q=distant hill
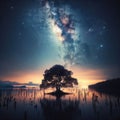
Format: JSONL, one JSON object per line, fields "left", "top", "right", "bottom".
{"left": 89, "top": 78, "right": 120, "bottom": 96}
{"left": 24, "top": 82, "right": 39, "bottom": 86}
{"left": 0, "top": 80, "right": 18, "bottom": 88}
{"left": 0, "top": 80, "right": 39, "bottom": 88}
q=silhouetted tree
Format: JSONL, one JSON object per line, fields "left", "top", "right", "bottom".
{"left": 40, "top": 65, "right": 78, "bottom": 92}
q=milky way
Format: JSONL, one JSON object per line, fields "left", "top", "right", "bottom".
{"left": 39, "top": 0, "right": 87, "bottom": 66}
{"left": 1, "top": 0, "right": 120, "bottom": 81}
{"left": 37, "top": 0, "right": 109, "bottom": 69}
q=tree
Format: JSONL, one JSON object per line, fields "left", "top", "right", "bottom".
{"left": 40, "top": 65, "right": 78, "bottom": 92}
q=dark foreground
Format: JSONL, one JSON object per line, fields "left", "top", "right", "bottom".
{"left": 0, "top": 88, "right": 120, "bottom": 120}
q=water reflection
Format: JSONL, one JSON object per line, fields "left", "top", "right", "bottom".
{"left": 40, "top": 98, "right": 81, "bottom": 120}
{"left": 0, "top": 88, "right": 120, "bottom": 120}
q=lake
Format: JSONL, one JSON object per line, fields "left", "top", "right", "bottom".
{"left": 0, "top": 88, "right": 120, "bottom": 120}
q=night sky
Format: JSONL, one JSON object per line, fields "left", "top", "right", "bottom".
{"left": 0, "top": 0, "right": 120, "bottom": 85}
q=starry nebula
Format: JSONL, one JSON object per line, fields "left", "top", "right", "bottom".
{"left": 0, "top": 0, "right": 120, "bottom": 85}
{"left": 39, "top": 0, "right": 107, "bottom": 66}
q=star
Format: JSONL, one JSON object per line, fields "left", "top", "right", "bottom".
{"left": 10, "top": 6, "right": 14, "bottom": 10}
{"left": 100, "top": 44, "right": 103, "bottom": 48}
{"left": 18, "top": 32, "right": 22, "bottom": 36}
{"left": 88, "top": 28, "right": 94, "bottom": 32}
{"left": 22, "top": 22, "right": 25, "bottom": 25}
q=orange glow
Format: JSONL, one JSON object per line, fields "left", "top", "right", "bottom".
{"left": 0, "top": 66, "right": 106, "bottom": 88}
{"left": 68, "top": 66, "right": 107, "bottom": 88}
{"left": 0, "top": 70, "right": 43, "bottom": 84}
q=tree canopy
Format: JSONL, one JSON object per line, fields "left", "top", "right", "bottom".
{"left": 40, "top": 65, "right": 78, "bottom": 90}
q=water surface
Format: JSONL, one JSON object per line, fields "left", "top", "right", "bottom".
{"left": 0, "top": 88, "right": 120, "bottom": 120}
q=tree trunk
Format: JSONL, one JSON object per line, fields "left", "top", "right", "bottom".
{"left": 56, "top": 85, "right": 61, "bottom": 92}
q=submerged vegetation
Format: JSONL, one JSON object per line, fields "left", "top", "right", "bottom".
{"left": 0, "top": 88, "right": 120, "bottom": 120}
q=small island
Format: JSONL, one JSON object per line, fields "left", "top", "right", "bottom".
{"left": 40, "top": 65, "right": 78, "bottom": 96}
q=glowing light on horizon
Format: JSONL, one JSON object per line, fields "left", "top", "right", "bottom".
{"left": 0, "top": 66, "right": 106, "bottom": 89}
